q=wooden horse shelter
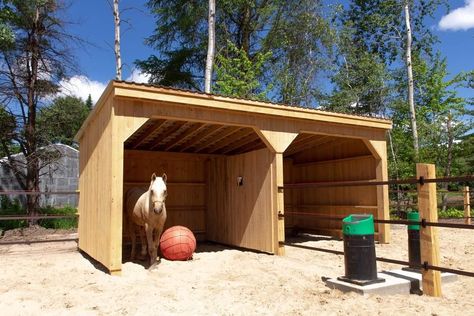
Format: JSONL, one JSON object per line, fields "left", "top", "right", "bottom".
{"left": 75, "top": 81, "right": 392, "bottom": 275}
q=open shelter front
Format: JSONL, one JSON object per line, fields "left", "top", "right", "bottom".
{"left": 75, "top": 81, "right": 392, "bottom": 275}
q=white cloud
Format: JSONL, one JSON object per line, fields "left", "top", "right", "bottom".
{"left": 126, "top": 68, "right": 150, "bottom": 83}
{"left": 58, "top": 75, "right": 107, "bottom": 104}
{"left": 54, "top": 69, "right": 150, "bottom": 106}
{"left": 439, "top": 0, "right": 474, "bottom": 31}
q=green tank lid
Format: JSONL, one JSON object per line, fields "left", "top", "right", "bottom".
{"left": 407, "top": 211, "right": 420, "bottom": 231}
{"left": 342, "top": 214, "right": 374, "bottom": 236}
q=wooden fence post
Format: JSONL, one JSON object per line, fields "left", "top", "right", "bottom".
{"left": 465, "top": 186, "right": 471, "bottom": 225}
{"left": 416, "top": 163, "right": 442, "bottom": 297}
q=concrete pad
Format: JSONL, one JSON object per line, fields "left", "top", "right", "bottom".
{"left": 325, "top": 269, "right": 457, "bottom": 295}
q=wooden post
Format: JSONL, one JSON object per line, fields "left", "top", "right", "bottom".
{"left": 416, "top": 163, "right": 442, "bottom": 297}
{"left": 276, "top": 153, "right": 285, "bottom": 255}
{"left": 465, "top": 186, "right": 471, "bottom": 225}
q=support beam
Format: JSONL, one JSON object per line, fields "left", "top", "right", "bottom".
{"left": 364, "top": 139, "right": 390, "bottom": 243}
{"left": 416, "top": 163, "right": 442, "bottom": 297}
{"left": 275, "top": 153, "right": 285, "bottom": 255}
{"left": 259, "top": 130, "right": 298, "bottom": 256}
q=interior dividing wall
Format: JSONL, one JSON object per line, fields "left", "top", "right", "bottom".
{"left": 207, "top": 148, "right": 275, "bottom": 253}
{"left": 284, "top": 137, "right": 378, "bottom": 239}
{"left": 123, "top": 150, "right": 209, "bottom": 238}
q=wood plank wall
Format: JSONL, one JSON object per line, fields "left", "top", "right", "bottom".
{"left": 207, "top": 148, "right": 276, "bottom": 253}
{"left": 284, "top": 139, "right": 379, "bottom": 239}
{"left": 78, "top": 97, "right": 115, "bottom": 270}
{"left": 123, "top": 150, "right": 208, "bottom": 237}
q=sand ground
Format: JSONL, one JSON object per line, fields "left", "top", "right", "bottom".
{"left": 0, "top": 225, "right": 473, "bottom": 316}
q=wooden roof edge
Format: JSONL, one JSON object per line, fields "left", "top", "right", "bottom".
{"left": 74, "top": 81, "right": 115, "bottom": 142}
{"left": 112, "top": 81, "right": 392, "bottom": 130}
{"left": 75, "top": 80, "right": 393, "bottom": 142}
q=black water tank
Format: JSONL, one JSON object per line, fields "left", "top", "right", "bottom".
{"left": 407, "top": 211, "right": 421, "bottom": 269}
{"left": 338, "top": 214, "right": 384, "bottom": 286}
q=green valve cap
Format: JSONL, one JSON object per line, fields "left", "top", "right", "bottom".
{"left": 342, "top": 214, "right": 374, "bottom": 236}
{"left": 407, "top": 211, "right": 420, "bottom": 231}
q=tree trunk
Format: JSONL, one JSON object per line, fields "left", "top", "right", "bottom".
{"left": 204, "top": 0, "right": 216, "bottom": 93}
{"left": 388, "top": 131, "right": 403, "bottom": 216}
{"left": 404, "top": 0, "right": 419, "bottom": 161}
{"left": 441, "top": 113, "right": 454, "bottom": 211}
{"left": 113, "top": 0, "right": 122, "bottom": 80}
{"left": 25, "top": 7, "right": 41, "bottom": 225}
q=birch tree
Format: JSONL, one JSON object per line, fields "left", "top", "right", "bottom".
{"left": 204, "top": 0, "right": 215, "bottom": 93}
{"left": 113, "top": 0, "right": 122, "bottom": 80}
{"left": 404, "top": 0, "right": 419, "bottom": 159}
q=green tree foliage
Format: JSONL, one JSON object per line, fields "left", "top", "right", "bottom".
{"left": 389, "top": 54, "right": 472, "bottom": 178}
{"left": 85, "top": 94, "right": 93, "bottom": 110}
{"left": 0, "top": 0, "right": 77, "bottom": 220}
{"left": 0, "top": 105, "right": 16, "bottom": 157}
{"left": 37, "top": 96, "right": 90, "bottom": 147}
{"left": 262, "top": 1, "right": 334, "bottom": 106}
{"left": 0, "top": 3, "right": 15, "bottom": 50}
{"left": 345, "top": 0, "right": 444, "bottom": 65}
{"left": 326, "top": 25, "right": 390, "bottom": 114}
{"left": 215, "top": 41, "right": 271, "bottom": 99}
{"left": 138, "top": 0, "right": 334, "bottom": 103}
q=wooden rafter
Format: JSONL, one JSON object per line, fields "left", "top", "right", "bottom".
{"left": 163, "top": 122, "right": 206, "bottom": 151}
{"left": 149, "top": 121, "right": 187, "bottom": 150}
{"left": 220, "top": 132, "right": 261, "bottom": 154}
{"left": 227, "top": 138, "right": 265, "bottom": 155}
{"left": 289, "top": 134, "right": 314, "bottom": 146}
{"left": 130, "top": 119, "right": 167, "bottom": 149}
{"left": 285, "top": 135, "right": 334, "bottom": 156}
{"left": 177, "top": 124, "right": 224, "bottom": 152}
{"left": 207, "top": 128, "right": 254, "bottom": 154}
{"left": 196, "top": 126, "right": 242, "bottom": 153}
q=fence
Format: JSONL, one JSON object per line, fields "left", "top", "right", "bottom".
{"left": 0, "top": 190, "right": 79, "bottom": 244}
{"left": 1, "top": 164, "right": 473, "bottom": 296}
{"left": 283, "top": 163, "right": 473, "bottom": 297}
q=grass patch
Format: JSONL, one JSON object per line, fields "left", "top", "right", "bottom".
{"left": 38, "top": 205, "right": 78, "bottom": 229}
{"left": 0, "top": 197, "right": 77, "bottom": 232}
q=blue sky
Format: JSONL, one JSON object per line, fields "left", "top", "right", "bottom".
{"left": 64, "top": 0, "right": 474, "bottom": 103}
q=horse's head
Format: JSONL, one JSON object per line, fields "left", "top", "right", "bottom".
{"left": 149, "top": 173, "right": 168, "bottom": 215}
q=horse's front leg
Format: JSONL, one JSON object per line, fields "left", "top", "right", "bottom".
{"left": 153, "top": 224, "right": 164, "bottom": 260}
{"left": 138, "top": 228, "right": 147, "bottom": 260}
{"left": 127, "top": 221, "right": 137, "bottom": 260}
{"left": 145, "top": 223, "right": 157, "bottom": 267}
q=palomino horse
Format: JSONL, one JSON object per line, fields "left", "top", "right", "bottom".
{"left": 125, "top": 173, "right": 167, "bottom": 266}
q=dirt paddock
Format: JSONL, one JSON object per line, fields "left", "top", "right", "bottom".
{"left": 1, "top": 225, "right": 473, "bottom": 315}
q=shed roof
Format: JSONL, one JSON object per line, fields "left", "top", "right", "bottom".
{"left": 75, "top": 80, "right": 392, "bottom": 141}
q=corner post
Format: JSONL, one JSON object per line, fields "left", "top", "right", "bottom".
{"left": 464, "top": 186, "right": 471, "bottom": 225}
{"left": 416, "top": 163, "right": 442, "bottom": 297}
